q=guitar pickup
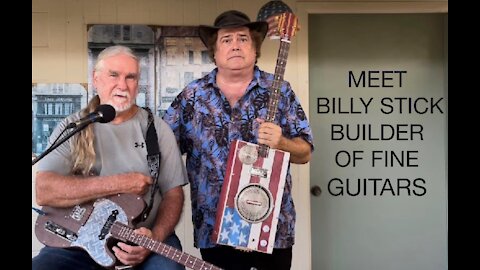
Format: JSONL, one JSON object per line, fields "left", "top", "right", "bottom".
{"left": 250, "top": 167, "right": 268, "bottom": 178}
{"left": 99, "top": 209, "right": 119, "bottom": 240}
{"left": 45, "top": 221, "right": 78, "bottom": 242}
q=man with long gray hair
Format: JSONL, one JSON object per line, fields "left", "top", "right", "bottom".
{"left": 33, "top": 45, "right": 188, "bottom": 270}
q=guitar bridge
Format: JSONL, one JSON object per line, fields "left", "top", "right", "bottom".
{"left": 44, "top": 221, "right": 78, "bottom": 242}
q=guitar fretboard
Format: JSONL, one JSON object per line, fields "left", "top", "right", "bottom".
{"left": 258, "top": 40, "right": 291, "bottom": 158}
{"left": 111, "top": 222, "right": 222, "bottom": 270}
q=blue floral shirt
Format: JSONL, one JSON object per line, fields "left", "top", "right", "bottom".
{"left": 163, "top": 66, "right": 314, "bottom": 249}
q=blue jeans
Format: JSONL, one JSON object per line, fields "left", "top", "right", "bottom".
{"left": 32, "top": 233, "right": 185, "bottom": 270}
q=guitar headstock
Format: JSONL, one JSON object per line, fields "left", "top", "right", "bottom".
{"left": 266, "top": 12, "right": 299, "bottom": 40}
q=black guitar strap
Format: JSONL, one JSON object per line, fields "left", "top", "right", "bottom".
{"left": 140, "top": 107, "right": 161, "bottom": 221}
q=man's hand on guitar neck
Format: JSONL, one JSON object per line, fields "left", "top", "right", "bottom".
{"left": 257, "top": 118, "right": 283, "bottom": 149}
{"left": 256, "top": 118, "right": 312, "bottom": 164}
{"left": 112, "top": 227, "right": 153, "bottom": 267}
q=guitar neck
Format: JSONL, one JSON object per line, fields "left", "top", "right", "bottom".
{"left": 111, "top": 222, "right": 222, "bottom": 270}
{"left": 259, "top": 40, "right": 291, "bottom": 157}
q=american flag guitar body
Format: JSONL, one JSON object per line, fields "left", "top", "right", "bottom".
{"left": 213, "top": 140, "right": 290, "bottom": 253}
{"left": 213, "top": 12, "right": 299, "bottom": 254}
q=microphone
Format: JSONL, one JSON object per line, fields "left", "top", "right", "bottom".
{"left": 66, "top": 104, "right": 116, "bottom": 129}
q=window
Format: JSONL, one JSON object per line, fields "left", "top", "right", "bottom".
{"left": 189, "top": 51, "right": 194, "bottom": 64}
{"left": 201, "top": 51, "right": 211, "bottom": 64}
{"left": 123, "top": 25, "right": 131, "bottom": 41}
{"left": 32, "top": 83, "right": 88, "bottom": 155}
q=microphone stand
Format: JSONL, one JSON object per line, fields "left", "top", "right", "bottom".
{"left": 32, "top": 123, "right": 88, "bottom": 166}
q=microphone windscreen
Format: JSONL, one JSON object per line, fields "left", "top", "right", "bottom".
{"left": 95, "top": 104, "right": 116, "bottom": 123}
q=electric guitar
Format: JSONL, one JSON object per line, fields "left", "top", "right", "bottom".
{"left": 212, "top": 12, "right": 299, "bottom": 254}
{"left": 35, "top": 193, "right": 222, "bottom": 270}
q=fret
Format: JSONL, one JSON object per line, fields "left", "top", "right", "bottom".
{"left": 146, "top": 237, "right": 154, "bottom": 249}
{"left": 169, "top": 246, "right": 175, "bottom": 260}
{"left": 186, "top": 255, "right": 196, "bottom": 267}
{"left": 140, "top": 234, "right": 147, "bottom": 246}
{"left": 195, "top": 260, "right": 206, "bottom": 270}
{"left": 155, "top": 242, "right": 162, "bottom": 252}
{"left": 128, "top": 229, "right": 135, "bottom": 242}
{"left": 180, "top": 252, "right": 189, "bottom": 265}
{"left": 152, "top": 240, "right": 159, "bottom": 253}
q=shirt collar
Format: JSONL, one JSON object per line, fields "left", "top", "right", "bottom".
{"left": 204, "top": 66, "right": 270, "bottom": 90}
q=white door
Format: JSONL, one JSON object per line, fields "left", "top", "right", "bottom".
{"left": 308, "top": 14, "right": 447, "bottom": 270}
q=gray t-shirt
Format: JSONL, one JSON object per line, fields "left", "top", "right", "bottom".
{"left": 37, "top": 107, "right": 188, "bottom": 228}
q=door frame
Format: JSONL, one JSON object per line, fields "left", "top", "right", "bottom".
{"left": 295, "top": 2, "right": 448, "bottom": 269}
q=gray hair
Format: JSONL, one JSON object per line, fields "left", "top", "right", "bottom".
{"left": 94, "top": 45, "right": 138, "bottom": 72}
